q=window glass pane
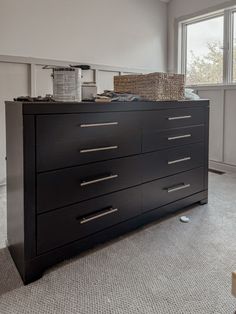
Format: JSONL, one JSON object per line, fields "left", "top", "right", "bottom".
{"left": 186, "top": 16, "right": 224, "bottom": 85}
{"left": 232, "top": 12, "right": 236, "bottom": 82}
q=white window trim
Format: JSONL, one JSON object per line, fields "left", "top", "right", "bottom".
{"left": 176, "top": 1, "right": 236, "bottom": 87}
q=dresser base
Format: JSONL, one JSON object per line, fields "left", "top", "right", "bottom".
{"left": 8, "top": 190, "right": 207, "bottom": 285}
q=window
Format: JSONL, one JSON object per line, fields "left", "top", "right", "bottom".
{"left": 185, "top": 16, "right": 224, "bottom": 85}
{"left": 179, "top": 8, "right": 236, "bottom": 86}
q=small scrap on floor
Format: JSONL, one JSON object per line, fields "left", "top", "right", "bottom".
{"left": 180, "top": 216, "right": 190, "bottom": 223}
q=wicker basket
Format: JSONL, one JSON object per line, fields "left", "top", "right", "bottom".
{"left": 114, "top": 72, "right": 185, "bottom": 101}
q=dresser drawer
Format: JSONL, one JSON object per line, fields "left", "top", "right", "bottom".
{"left": 142, "top": 125, "right": 204, "bottom": 153}
{"left": 37, "top": 155, "right": 141, "bottom": 213}
{"left": 142, "top": 167, "right": 204, "bottom": 212}
{"left": 141, "top": 143, "right": 204, "bottom": 182}
{"left": 36, "top": 112, "right": 141, "bottom": 172}
{"left": 37, "top": 186, "right": 141, "bottom": 254}
{"left": 142, "top": 107, "right": 204, "bottom": 131}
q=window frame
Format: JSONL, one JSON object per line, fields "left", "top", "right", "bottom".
{"left": 178, "top": 7, "right": 236, "bottom": 87}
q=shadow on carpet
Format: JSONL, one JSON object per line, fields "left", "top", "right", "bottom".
{"left": 0, "top": 248, "right": 23, "bottom": 296}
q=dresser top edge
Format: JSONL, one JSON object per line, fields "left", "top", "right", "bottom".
{"left": 5, "top": 100, "right": 210, "bottom": 115}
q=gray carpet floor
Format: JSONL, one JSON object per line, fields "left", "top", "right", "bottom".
{"left": 0, "top": 173, "right": 236, "bottom": 313}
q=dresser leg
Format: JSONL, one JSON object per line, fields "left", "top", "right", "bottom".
{"left": 23, "top": 271, "right": 43, "bottom": 285}
{"left": 199, "top": 198, "right": 208, "bottom": 205}
{"left": 23, "top": 263, "right": 44, "bottom": 285}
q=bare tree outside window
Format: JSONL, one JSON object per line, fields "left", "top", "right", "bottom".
{"left": 185, "top": 16, "right": 224, "bottom": 85}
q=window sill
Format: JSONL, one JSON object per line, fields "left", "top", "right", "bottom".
{"left": 186, "top": 83, "right": 236, "bottom": 90}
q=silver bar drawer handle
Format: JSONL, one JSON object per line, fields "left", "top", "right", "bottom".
{"left": 168, "top": 134, "right": 191, "bottom": 141}
{"left": 167, "top": 184, "right": 191, "bottom": 193}
{"left": 80, "top": 174, "right": 118, "bottom": 187}
{"left": 168, "top": 115, "right": 192, "bottom": 121}
{"left": 168, "top": 157, "right": 191, "bottom": 165}
{"left": 80, "top": 208, "right": 118, "bottom": 224}
{"left": 80, "top": 122, "right": 118, "bottom": 128}
{"left": 80, "top": 146, "right": 118, "bottom": 154}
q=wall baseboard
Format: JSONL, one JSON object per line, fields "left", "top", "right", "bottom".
{"left": 209, "top": 160, "right": 236, "bottom": 174}
{"left": 232, "top": 271, "right": 236, "bottom": 298}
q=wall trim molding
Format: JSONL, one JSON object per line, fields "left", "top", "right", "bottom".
{"left": 187, "top": 84, "right": 236, "bottom": 91}
{"left": 0, "top": 54, "right": 154, "bottom": 74}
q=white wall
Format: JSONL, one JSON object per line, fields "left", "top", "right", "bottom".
{"left": 167, "top": 0, "right": 235, "bottom": 72}
{"left": 0, "top": 0, "right": 167, "bottom": 71}
{"left": 196, "top": 86, "right": 236, "bottom": 173}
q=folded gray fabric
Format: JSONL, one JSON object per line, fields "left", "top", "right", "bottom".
{"left": 97, "top": 90, "right": 143, "bottom": 102}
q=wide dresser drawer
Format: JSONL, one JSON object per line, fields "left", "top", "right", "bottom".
{"left": 142, "top": 167, "right": 204, "bottom": 212}
{"left": 37, "top": 155, "right": 141, "bottom": 213}
{"left": 36, "top": 112, "right": 141, "bottom": 172}
{"left": 37, "top": 186, "right": 142, "bottom": 254}
{"left": 142, "top": 125, "right": 204, "bottom": 153}
{"left": 141, "top": 143, "right": 205, "bottom": 182}
{"left": 142, "top": 107, "right": 205, "bottom": 130}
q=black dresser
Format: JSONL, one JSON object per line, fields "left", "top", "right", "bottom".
{"left": 5, "top": 100, "right": 209, "bottom": 284}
